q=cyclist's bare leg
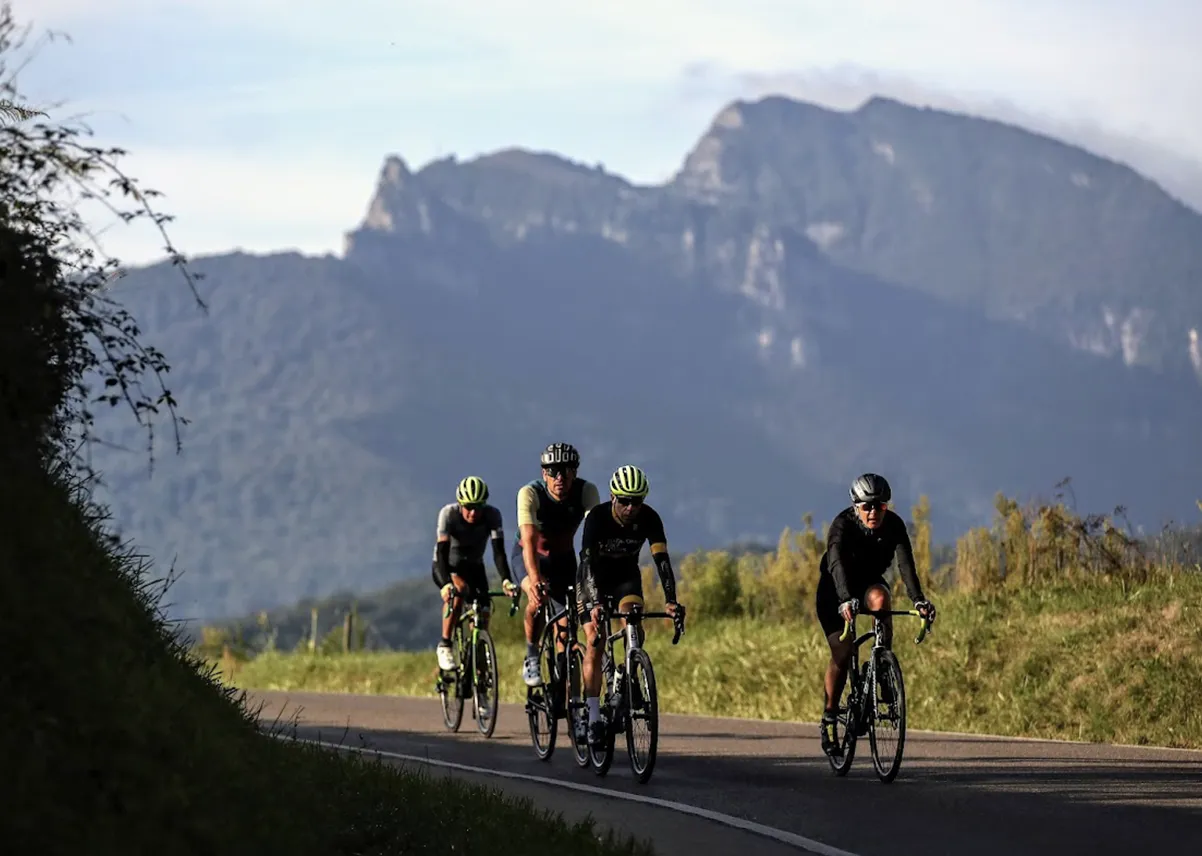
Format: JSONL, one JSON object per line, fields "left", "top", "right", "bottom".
{"left": 443, "top": 574, "right": 468, "bottom": 640}
{"left": 823, "top": 630, "right": 855, "bottom": 714}
{"left": 864, "top": 583, "right": 892, "bottom": 649}
{"left": 521, "top": 576, "right": 545, "bottom": 646}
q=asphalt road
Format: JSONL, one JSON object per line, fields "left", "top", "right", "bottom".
{"left": 249, "top": 690, "right": 1202, "bottom": 856}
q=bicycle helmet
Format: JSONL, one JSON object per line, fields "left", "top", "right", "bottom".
{"left": 540, "top": 442, "right": 580, "bottom": 468}
{"left": 849, "top": 473, "right": 891, "bottom": 505}
{"left": 609, "top": 465, "right": 650, "bottom": 498}
{"left": 456, "top": 475, "right": 489, "bottom": 506}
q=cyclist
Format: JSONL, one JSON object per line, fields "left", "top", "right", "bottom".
{"left": 576, "top": 465, "right": 683, "bottom": 747}
{"left": 815, "top": 472, "right": 936, "bottom": 757}
{"left": 514, "top": 442, "right": 600, "bottom": 687}
{"left": 432, "top": 476, "right": 518, "bottom": 672}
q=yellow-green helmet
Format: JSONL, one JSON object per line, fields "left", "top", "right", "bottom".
{"left": 609, "top": 465, "right": 649, "bottom": 498}
{"left": 456, "top": 476, "right": 489, "bottom": 506}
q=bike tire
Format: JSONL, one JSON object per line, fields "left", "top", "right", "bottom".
{"left": 526, "top": 622, "right": 558, "bottom": 761}
{"left": 624, "top": 648, "right": 659, "bottom": 784}
{"left": 440, "top": 627, "right": 465, "bottom": 732}
{"left": 589, "top": 652, "right": 617, "bottom": 776}
{"left": 474, "top": 628, "right": 500, "bottom": 738}
{"left": 826, "top": 659, "right": 859, "bottom": 776}
{"left": 869, "top": 649, "right": 907, "bottom": 783}
{"left": 567, "top": 643, "right": 590, "bottom": 767}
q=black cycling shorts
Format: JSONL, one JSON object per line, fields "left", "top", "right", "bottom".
{"left": 579, "top": 571, "right": 644, "bottom": 624}
{"left": 815, "top": 572, "right": 889, "bottom": 638}
{"left": 511, "top": 541, "right": 577, "bottom": 606}
{"left": 431, "top": 560, "right": 492, "bottom": 611}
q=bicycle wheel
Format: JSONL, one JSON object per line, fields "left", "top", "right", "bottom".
{"left": 826, "top": 659, "right": 859, "bottom": 776}
{"left": 566, "top": 643, "right": 590, "bottom": 768}
{"left": 440, "top": 626, "right": 465, "bottom": 732}
{"left": 869, "top": 649, "right": 907, "bottom": 783}
{"left": 473, "top": 628, "right": 500, "bottom": 738}
{"left": 625, "top": 648, "right": 659, "bottom": 783}
{"left": 526, "top": 623, "right": 558, "bottom": 760}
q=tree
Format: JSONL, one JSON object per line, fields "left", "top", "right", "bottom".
{"left": 0, "top": 2, "right": 203, "bottom": 473}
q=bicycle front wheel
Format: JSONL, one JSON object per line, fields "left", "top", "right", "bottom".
{"left": 567, "top": 643, "right": 590, "bottom": 768}
{"left": 440, "top": 629, "right": 465, "bottom": 732}
{"left": 473, "top": 628, "right": 500, "bottom": 738}
{"left": 526, "top": 624, "right": 559, "bottom": 760}
{"left": 869, "top": 649, "right": 907, "bottom": 783}
{"left": 624, "top": 648, "right": 659, "bottom": 784}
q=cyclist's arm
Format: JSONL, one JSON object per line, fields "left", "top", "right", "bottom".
{"left": 487, "top": 506, "right": 514, "bottom": 584}
{"left": 890, "top": 514, "right": 925, "bottom": 603}
{"left": 645, "top": 509, "right": 678, "bottom": 603}
{"left": 576, "top": 507, "right": 602, "bottom": 607}
{"left": 433, "top": 505, "right": 453, "bottom": 589}
{"left": 825, "top": 515, "right": 854, "bottom": 604}
{"left": 516, "top": 485, "right": 541, "bottom": 583}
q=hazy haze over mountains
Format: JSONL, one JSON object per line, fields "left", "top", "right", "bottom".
{"left": 90, "top": 94, "right": 1202, "bottom": 622}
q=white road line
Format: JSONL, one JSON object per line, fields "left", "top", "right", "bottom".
{"left": 271, "top": 732, "right": 862, "bottom": 856}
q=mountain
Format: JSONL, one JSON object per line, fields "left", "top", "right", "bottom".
{"left": 90, "top": 94, "right": 1202, "bottom": 622}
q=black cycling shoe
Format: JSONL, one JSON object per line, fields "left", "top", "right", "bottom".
{"left": 587, "top": 718, "right": 609, "bottom": 748}
{"left": 820, "top": 714, "right": 842, "bottom": 757}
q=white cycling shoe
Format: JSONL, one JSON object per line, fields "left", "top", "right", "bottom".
{"left": 436, "top": 642, "right": 455, "bottom": 671}
{"left": 522, "top": 655, "right": 542, "bottom": 687}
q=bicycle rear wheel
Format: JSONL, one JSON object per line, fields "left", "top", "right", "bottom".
{"left": 869, "top": 649, "right": 907, "bottom": 783}
{"left": 625, "top": 648, "right": 659, "bottom": 783}
{"left": 526, "top": 623, "right": 558, "bottom": 760}
{"left": 473, "top": 628, "right": 500, "bottom": 738}
{"left": 439, "top": 627, "right": 465, "bottom": 732}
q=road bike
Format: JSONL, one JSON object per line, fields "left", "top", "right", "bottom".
{"left": 523, "top": 583, "right": 592, "bottom": 766}
{"left": 827, "top": 607, "right": 932, "bottom": 783}
{"left": 435, "top": 587, "right": 519, "bottom": 738}
{"left": 586, "top": 597, "right": 686, "bottom": 784}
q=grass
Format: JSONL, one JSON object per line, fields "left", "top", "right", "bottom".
{"left": 222, "top": 571, "right": 1202, "bottom": 750}
{"left": 0, "top": 461, "right": 654, "bottom": 856}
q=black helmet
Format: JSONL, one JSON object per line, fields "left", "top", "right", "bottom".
{"left": 849, "top": 473, "right": 891, "bottom": 504}
{"left": 540, "top": 442, "right": 580, "bottom": 468}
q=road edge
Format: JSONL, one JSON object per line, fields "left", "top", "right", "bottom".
{"left": 269, "top": 731, "right": 862, "bottom": 856}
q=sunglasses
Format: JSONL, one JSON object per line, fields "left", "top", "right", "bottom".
{"left": 615, "top": 496, "right": 644, "bottom": 507}
{"left": 460, "top": 503, "right": 484, "bottom": 512}
{"left": 543, "top": 465, "right": 575, "bottom": 478}
{"left": 857, "top": 501, "right": 885, "bottom": 512}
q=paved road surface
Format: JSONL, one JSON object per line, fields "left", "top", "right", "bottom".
{"left": 250, "top": 690, "right": 1202, "bottom": 856}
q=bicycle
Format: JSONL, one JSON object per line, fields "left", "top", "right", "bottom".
{"left": 826, "top": 607, "right": 932, "bottom": 783}
{"left": 434, "top": 587, "right": 519, "bottom": 738}
{"left": 586, "top": 597, "right": 686, "bottom": 784}
{"left": 523, "top": 583, "right": 591, "bottom": 768}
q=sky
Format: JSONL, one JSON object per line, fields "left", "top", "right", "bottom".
{"left": 10, "top": 0, "right": 1202, "bottom": 266}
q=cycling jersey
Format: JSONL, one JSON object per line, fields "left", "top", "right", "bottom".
{"left": 819, "top": 506, "right": 924, "bottom": 605}
{"left": 514, "top": 478, "right": 600, "bottom": 557}
{"left": 431, "top": 503, "right": 511, "bottom": 589}
{"left": 577, "top": 501, "right": 677, "bottom": 610}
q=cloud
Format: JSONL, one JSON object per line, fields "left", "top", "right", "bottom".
{"left": 71, "top": 147, "right": 381, "bottom": 266}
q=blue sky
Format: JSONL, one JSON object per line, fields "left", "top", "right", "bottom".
{"left": 13, "top": 0, "right": 1202, "bottom": 265}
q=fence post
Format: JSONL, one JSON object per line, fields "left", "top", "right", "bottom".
{"left": 309, "top": 606, "right": 318, "bottom": 653}
{"left": 343, "top": 612, "right": 353, "bottom": 653}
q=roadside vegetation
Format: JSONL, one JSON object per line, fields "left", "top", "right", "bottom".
{"left": 0, "top": 7, "right": 651, "bottom": 853}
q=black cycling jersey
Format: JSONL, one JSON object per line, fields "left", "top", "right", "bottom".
{"left": 515, "top": 477, "right": 600, "bottom": 557}
{"left": 577, "top": 501, "right": 677, "bottom": 606}
{"left": 820, "top": 506, "right": 924, "bottom": 604}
